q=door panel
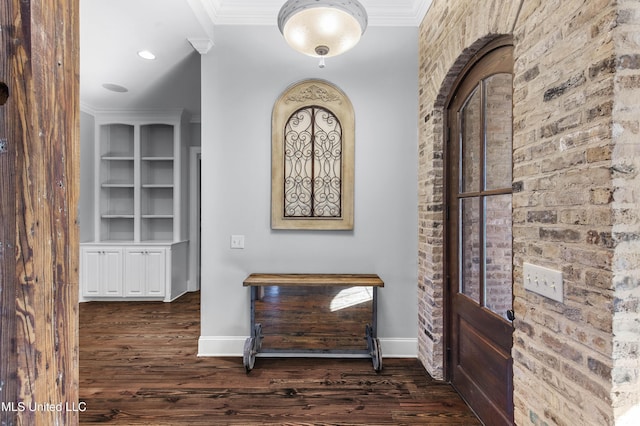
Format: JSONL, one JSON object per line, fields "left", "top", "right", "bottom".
{"left": 447, "top": 43, "right": 514, "bottom": 426}
{"left": 458, "top": 316, "right": 511, "bottom": 406}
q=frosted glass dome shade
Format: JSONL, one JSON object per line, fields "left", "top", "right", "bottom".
{"left": 278, "top": 0, "right": 368, "bottom": 58}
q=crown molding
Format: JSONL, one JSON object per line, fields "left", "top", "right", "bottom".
{"left": 187, "top": 0, "right": 216, "bottom": 41}
{"left": 188, "top": 38, "right": 215, "bottom": 55}
{"left": 80, "top": 102, "right": 98, "bottom": 116}
{"left": 203, "top": 0, "right": 280, "bottom": 25}
{"left": 366, "top": 0, "right": 432, "bottom": 26}
{"left": 200, "top": 0, "right": 432, "bottom": 27}
{"left": 413, "top": 0, "right": 433, "bottom": 26}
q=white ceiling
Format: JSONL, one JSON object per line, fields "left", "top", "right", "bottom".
{"left": 80, "top": 0, "right": 431, "bottom": 116}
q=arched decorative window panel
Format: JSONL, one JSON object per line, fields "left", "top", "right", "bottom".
{"left": 272, "top": 79, "right": 354, "bottom": 230}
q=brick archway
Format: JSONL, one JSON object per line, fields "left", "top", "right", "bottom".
{"left": 417, "top": 31, "right": 513, "bottom": 380}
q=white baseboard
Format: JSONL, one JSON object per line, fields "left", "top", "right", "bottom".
{"left": 198, "top": 336, "right": 246, "bottom": 357}
{"left": 197, "top": 336, "right": 417, "bottom": 358}
{"left": 378, "top": 338, "right": 418, "bottom": 358}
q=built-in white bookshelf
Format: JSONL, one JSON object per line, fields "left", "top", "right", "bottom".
{"left": 92, "top": 111, "right": 189, "bottom": 243}
{"left": 99, "top": 123, "right": 135, "bottom": 241}
{"left": 82, "top": 110, "right": 190, "bottom": 301}
{"left": 140, "top": 123, "right": 175, "bottom": 241}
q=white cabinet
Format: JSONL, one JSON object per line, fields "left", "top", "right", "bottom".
{"left": 80, "top": 109, "right": 191, "bottom": 302}
{"left": 124, "top": 247, "right": 166, "bottom": 297}
{"left": 80, "top": 241, "right": 188, "bottom": 302}
{"left": 81, "top": 247, "right": 123, "bottom": 297}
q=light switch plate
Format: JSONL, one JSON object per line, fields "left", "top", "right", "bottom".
{"left": 230, "top": 235, "right": 245, "bottom": 249}
{"left": 523, "top": 262, "right": 563, "bottom": 303}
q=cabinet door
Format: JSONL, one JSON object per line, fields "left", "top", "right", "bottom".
{"left": 123, "top": 247, "right": 166, "bottom": 297}
{"left": 81, "top": 249, "right": 102, "bottom": 296}
{"left": 144, "top": 249, "right": 166, "bottom": 296}
{"left": 81, "top": 247, "right": 123, "bottom": 297}
{"left": 124, "top": 249, "right": 147, "bottom": 296}
{"left": 102, "top": 249, "right": 123, "bottom": 296}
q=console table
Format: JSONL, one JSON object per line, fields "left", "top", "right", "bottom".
{"left": 242, "top": 273, "right": 384, "bottom": 372}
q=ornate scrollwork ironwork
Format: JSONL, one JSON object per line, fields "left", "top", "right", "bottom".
{"left": 284, "top": 106, "right": 342, "bottom": 217}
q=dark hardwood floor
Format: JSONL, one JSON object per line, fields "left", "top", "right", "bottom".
{"left": 79, "top": 291, "right": 481, "bottom": 425}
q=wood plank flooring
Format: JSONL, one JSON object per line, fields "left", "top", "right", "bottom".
{"left": 79, "top": 291, "right": 481, "bottom": 425}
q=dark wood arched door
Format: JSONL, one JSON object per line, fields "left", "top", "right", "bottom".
{"left": 446, "top": 43, "right": 515, "bottom": 426}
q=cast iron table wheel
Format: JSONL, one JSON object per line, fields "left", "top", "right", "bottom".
{"left": 371, "top": 337, "right": 382, "bottom": 372}
{"left": 365, "top": 324, "right": 383, "bottom": 372}
{"left": 243, "top": 323, "right": 263, "bottom": 372}
{"left": 243, "top": 337, "right": 256, "bottom": 372}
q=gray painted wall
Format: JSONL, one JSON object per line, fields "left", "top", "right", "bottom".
{"left": 199, "top": 25, "right": 419, "bottom": 356}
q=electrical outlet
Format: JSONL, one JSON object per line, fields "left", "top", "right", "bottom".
{"left": 230, "top": 235, "right": 245, "bottom": 249}
{"left": 523, "top": 262, "right": 563, "bottom": 303}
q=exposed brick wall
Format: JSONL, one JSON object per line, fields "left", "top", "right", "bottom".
{"left": 611, "top": 0, "right": 640, "bottom": 421}
{"left": 418, "top": 0, "right": 639, "bottom": 424}
{"left": 512, "top": 0, "right": 617, "bottom": 424}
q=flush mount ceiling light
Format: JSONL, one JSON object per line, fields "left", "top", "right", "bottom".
{"left": 278, "top": 0, "right": 368, "bottom": 65}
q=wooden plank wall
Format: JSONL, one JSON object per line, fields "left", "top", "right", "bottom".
{"left": 0, "top": 1, "right": 79, "bottom": 424}
{"left": 0, "top": 0, "right": 18, "bottom": 419}
{"left": 0, "top": 2, "right": 19, "bottom": 422}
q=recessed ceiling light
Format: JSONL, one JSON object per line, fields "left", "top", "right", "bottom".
{"left": 138, "top": 50, "right": 156, "bottom": 60}
{"left": 102, "top": 83, "right": 128, "bottom": 93}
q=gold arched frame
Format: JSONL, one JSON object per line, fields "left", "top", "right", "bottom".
{"left": 271, "top": 79, "right": 355, "bottom": 230}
